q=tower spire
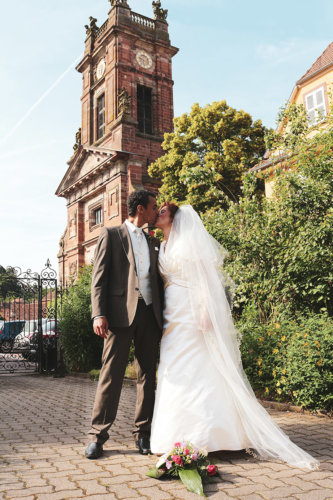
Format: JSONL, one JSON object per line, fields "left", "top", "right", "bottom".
{"left": 57, "top": 0, "right": 178, "bottom": 286}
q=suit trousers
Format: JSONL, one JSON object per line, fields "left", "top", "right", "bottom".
{"left": 88, "top": 300, "right": 160, "bottom": 444}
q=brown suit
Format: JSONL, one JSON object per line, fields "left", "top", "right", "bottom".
{"left": 88, "top": 222, "right": 163, "bottom": 444}
{"left": 91, "top": 224, "right": 163, "bottom": 329}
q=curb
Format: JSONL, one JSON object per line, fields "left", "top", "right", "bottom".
{"left": 259, "top": 398, "right": 331, "bottom": 418}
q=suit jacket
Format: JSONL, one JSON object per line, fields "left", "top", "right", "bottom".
{"left": 91, "top": 223, "right": 164, "bottom": 329}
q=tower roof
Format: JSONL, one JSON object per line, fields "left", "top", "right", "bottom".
{"left": 297, "top": 42, "right": 333, "bottom": 85}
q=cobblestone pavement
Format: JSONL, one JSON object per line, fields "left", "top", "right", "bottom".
{"left": 0, "top": 375, "right": 332, "bottom": 500}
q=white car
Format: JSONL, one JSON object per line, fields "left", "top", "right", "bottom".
{"left": 15, "top": 320, "right": 38, "bottom": 351}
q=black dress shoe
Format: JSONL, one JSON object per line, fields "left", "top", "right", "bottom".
{"left": 85, "top": 442, "right": 103, "bottom": 459}
{"left": 135, "top": 435, "right": 151, "bottom": 455}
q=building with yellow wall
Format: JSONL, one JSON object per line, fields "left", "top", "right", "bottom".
{"left": 252, "top": 42, "right": 333, "bottom": 196}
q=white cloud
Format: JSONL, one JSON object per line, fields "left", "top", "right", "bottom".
{"left": 0, "top": 141, "right": 66, "bottom": 162}
{"left": 256, "top": 39, "right": 330, "bottom": 66}
{"left": 256, "top": 41, "right": 296, "bottom": 64}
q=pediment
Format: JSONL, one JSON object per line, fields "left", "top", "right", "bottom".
{"left": 56, "top": 145, "right": 116, "bottom": 196}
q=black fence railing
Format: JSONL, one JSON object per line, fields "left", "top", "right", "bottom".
{"left": 0, "top": 260, "right": 65, "bottom": 375}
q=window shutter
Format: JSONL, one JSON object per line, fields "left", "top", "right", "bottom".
{"left": 97, "top": 95, "right": 105, "bottom": 139}
{"left": 305, "top": 86, "right": 327, "bottom": 125}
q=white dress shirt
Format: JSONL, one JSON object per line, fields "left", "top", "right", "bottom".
{"left": 125, "top": 219, "right": 152, "bottom": 305}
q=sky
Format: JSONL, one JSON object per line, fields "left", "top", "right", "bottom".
{"left": 0, "top": 0, "right": 332, "bottom": 274}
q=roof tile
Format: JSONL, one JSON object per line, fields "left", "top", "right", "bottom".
{"left": 297, "top": 42, "right": 333, "bottom": 84}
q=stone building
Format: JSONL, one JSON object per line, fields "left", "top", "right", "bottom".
{"left": 56, "top": 0, "right": 178, "bottom": 284}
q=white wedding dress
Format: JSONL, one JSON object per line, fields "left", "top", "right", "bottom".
{"left": 150, "top": 206, "right": 318, "bottom": 470}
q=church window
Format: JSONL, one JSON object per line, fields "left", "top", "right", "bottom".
{"left": 97, "top": 94, "right": 105, "bottom": 139}
{"left": 89, "top": 201, "right": 104, "bottom": 231}
{"left": 137, "top": 85, "right": 152, "bottom": 134}
{"left": 94, "top": 207, "right": 102, "bottom": 225}
{"left": 305, "top": 86, "right": 326, "bottom": 125}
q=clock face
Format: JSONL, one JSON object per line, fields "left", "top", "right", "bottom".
{"left": 136, "top": 50, "right": 153, "bottom": 69}
{"left": 96, "top": 59, "right": 106, "bottom": 80}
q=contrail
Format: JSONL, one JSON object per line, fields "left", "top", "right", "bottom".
{"left": 0, "top": 53, "right": 83, "bottom": 147}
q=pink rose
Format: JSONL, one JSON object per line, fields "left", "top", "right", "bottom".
{"left": 191, "top": 453, "right": 198, "bottom": 461}
{"left": 174, "top": 442, "right": 181, "bottom": 448}
{"left": 207, "top": 464, "right": 217, "bottom": 476}
{"left": 184, "top": 448, "right": 189, "bottom": 456}
{"left": 171, "top": 455, "right": 183, "bottom": 466}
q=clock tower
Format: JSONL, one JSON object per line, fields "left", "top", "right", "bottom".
{"left": 56, "top": 0, "right": 178, "bottom": 284}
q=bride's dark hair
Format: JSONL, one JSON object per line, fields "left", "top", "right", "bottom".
{"left": 160, "top": 202, "right": 179, "bottom": 221}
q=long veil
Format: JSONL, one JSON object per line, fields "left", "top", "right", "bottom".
{"left": 164, "top": 205, "right": 318, "bottom": 470}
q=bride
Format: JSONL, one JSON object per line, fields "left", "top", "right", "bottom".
{"left": 150, "top": 202, "right": 318, "bottom": 470}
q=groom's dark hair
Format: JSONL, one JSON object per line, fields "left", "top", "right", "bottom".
{"left": 127, "top": 189, "right": 157, "bottom": 217}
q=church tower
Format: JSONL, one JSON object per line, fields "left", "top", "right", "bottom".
{"left": 56, "top": 0, "right": 178, "bottom": 284}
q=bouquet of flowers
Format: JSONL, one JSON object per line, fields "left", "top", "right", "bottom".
{"left": 147, "top": 442, "right": 218, "bottom": 497}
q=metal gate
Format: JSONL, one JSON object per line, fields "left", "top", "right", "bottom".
{"left": 0, "top": 260, "right": 63, "bottom": 375}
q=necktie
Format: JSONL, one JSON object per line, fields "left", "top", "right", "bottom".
{"left": 136, "top": 229, "right": 144, "bottom": 298}
{"left": 136, "top": 228, "right": 143, "bottom": 243}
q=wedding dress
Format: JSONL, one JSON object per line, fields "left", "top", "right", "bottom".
{"left": 150, "top": 205, "right": 318, "bottom": 470}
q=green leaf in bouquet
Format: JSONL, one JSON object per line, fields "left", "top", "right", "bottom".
{"left": 179, "top": 467, "right": 206, "bottom": 497}
{"left": 146, "top": 467, "right": 165, "bottom": 479}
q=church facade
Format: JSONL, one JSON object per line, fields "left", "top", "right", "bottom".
{"left": 56, "top": 0, "right": 178, "bottom": 284}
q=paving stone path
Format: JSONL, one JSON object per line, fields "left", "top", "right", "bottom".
{"left": 0, "top": 375, "right": 332, "bottom": 500}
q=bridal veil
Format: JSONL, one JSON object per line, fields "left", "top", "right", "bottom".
{"left": 164, "top": 205, "right": 318, "bottom": 470}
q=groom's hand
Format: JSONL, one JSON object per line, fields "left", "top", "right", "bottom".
{"left": 93, "top": 317, "right": 109, "bottom": 339}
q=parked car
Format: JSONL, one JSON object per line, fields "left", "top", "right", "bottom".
{"left": 29, "top": 319, "right": 60, "bottom": 349}
{"left": 28, "top": 319, "right": 60, "bottom": 368}
{"left": 15, "top": 320, "right": 38, "bottom": 352}
{"left": 0, "top": 320, "right": 26, "bottom": 351}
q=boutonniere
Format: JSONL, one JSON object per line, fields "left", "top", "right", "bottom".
{"left": 147, "top": 229, "right": 156, "bottom": 243}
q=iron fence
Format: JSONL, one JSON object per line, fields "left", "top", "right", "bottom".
{"left": 0, "top": 260, "right": 65, "bottom": 375}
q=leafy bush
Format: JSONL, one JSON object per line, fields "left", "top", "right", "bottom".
{"left": 60, "top": 265, "right": 136, "bottom": 372}
{"left": 238, "top": 308, "right": 333, "bottom": 411}
{"left": 60, "top": 266, "right": 103, "bottom": 372}
{"left": 203, "top": 107, "right": 333, "bottom": 410}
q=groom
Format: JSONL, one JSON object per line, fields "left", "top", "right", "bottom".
{"left": 85, "top": 190, "right": 163, "bottom": 459}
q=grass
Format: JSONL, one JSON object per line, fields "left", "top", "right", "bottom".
{"left": 88, "top": 363, "right": 137, "bottom": 381}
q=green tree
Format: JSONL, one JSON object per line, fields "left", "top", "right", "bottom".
{"left": 148, "top": 101, "right": 267, "bottom": 212}
{"left": 204, "top": 108, "right": 333, "bottom": 320}
{"left": 265, "top": 102, "right": 310, "bottom": 151}
{"left": 202, "top": 106, "right": 333, "bottom": 410}
{"left": 0, "top": 266, "right": 21, "bottom": 299}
